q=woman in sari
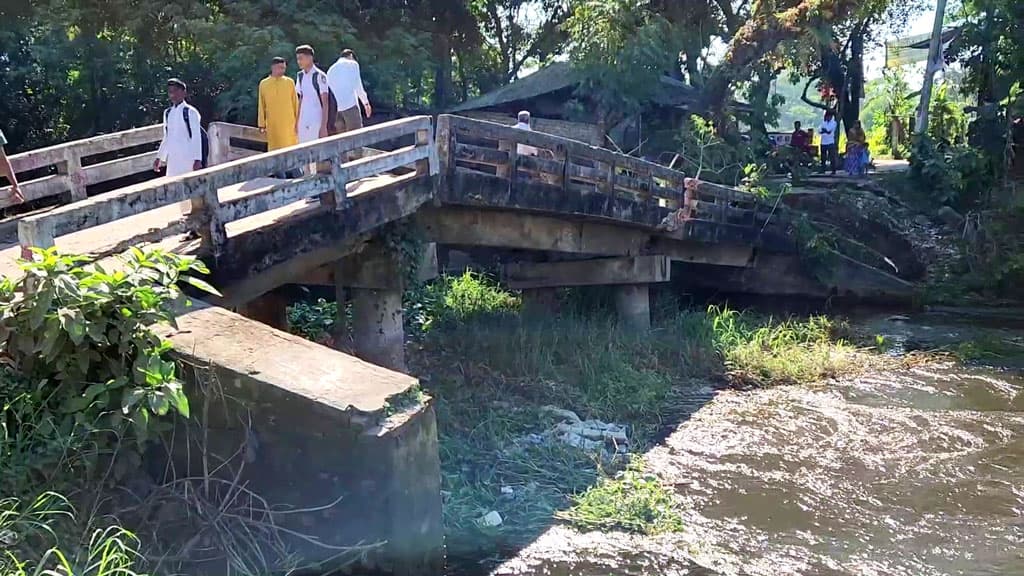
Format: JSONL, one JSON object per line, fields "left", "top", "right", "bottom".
{"left": 844, "top": 120, "right": 869, "bottom": 177}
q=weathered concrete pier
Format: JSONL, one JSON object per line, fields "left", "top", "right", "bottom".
{"left": 0, "top": 113, "right": 914, "bottom": 572}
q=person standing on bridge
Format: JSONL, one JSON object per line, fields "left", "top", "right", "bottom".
{"left": 294, "top": 45, "right": 330, "bottom": 144}
{"left": 154, "top": 78, "right": 204, "bottom": 216}
{"left": 258, "top": 57, "right": 299, "bottom": 151}
{"left": 0, "top": 128, "right": 25, "bottom": 204}
{"left": 326, "top": 49, "right": 372, "bottom": 134}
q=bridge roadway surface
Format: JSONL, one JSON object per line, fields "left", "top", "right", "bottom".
{"left": 0, "top": 173, "right": 406, "bottom": 278}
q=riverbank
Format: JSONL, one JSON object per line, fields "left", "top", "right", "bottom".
{"left": 315, "top": 273, "right": 905, "bottom": 572}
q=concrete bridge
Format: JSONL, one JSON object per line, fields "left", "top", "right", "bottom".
{"left": 0, "top": 115, "right": 911, "bottom": 573}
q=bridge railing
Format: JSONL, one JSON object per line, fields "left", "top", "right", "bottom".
{"left": 2, "top": 125, "right": 163, "bottom": 210}
{"left": 18, "top": 115, "right": 437, "bottom": 257}
{"left": 436, "top": 114, "right": 770, "bottom": 230}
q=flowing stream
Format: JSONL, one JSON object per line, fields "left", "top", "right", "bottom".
{"left": 491, "top": 314, "right": 1024, "bottom": 576}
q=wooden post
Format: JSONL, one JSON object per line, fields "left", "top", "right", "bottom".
{"left": 555, "top": 145, "right": 568, "bottom": 190}
{"left": 497, "top": 140, "right": 512, "bottom": 179}
{"left": 435, "top": 116, "right": 453, "bottom": 203}
{"left": 61, "top": 150, "right": 88, "bottom": 202}
{"left": 191, "top": 180, "right": 227, "bottom": 255}
{"left": 506, "top": 138, "right": 518, "bottom": 195}
{"left": 601, "top": 161, "right": 615, "bottom": 197}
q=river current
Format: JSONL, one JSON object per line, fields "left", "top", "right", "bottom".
{"left": 492, "top": 316, "right": 1024, "bottom": 576}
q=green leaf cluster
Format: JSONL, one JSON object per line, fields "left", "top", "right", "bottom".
{"left": 0, "top": 248, "right": 214, "bottom": 445}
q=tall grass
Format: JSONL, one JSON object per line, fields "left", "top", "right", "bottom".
{"left": 707, "top": 305, "right": 855, "bottom": 386}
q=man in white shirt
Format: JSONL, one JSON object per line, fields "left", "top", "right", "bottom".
{"left": 818, "top": 110, "right": 839, "bottom": 175}
{"left": 294, "top": 45, "right": 330, "bottom": 143}
{"left": 512, "top": 110, "right": 538, "bottom": 157}
{"left": 153, "top": 78, "right": 204, "bottom": 215}
{"left": 326, "top": 49, "right": 372, "bottom": 133}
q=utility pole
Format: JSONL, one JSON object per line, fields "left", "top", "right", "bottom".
{"left": 916, "top": 0, "right": 949, "bottom": 135}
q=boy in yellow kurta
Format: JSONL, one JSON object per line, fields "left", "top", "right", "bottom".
{"left": 258, "top": 57, "right": 299, "bottom": 151}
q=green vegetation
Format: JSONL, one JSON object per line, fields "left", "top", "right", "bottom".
{"left": 709, "top": 306, "right": 854, "bottom": 386}
{"left": 287, "top": 297, "right": 338, "bottom": 343}
{"left": 558, "top": 459, "right": 683, "bottom": 535}
{"left": 0, "top": 248, "right": 217, "bottom": 575}
{"left": 280, "top": 272, "right": 863, "bottom": 557}
{"left": 951, "top": 336, "right": 1024, "bottom": 362}
{"left": 0, "top": 493, "right": 145, "bottom": 576}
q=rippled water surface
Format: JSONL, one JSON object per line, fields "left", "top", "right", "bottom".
{"left": 493, "top": 325, "right": 1024, "bottom": 576}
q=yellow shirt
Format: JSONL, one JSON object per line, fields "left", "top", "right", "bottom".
{"left": 258, "top": 75, "right": 299, "bottom": 151}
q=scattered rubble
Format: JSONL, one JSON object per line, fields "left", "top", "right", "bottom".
{"left": 515, "top": 405, "right": 631, "bottom": 459}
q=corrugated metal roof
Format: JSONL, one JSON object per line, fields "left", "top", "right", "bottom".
{"left": 449, "top": 61, "right": 750, "bottom": 114}
{"left": 449, "top": 62, "right": 581, "bottom": 112}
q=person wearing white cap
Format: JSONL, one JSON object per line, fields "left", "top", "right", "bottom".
{"left": 512, "top": 110, "right": 538, "bottom": 157}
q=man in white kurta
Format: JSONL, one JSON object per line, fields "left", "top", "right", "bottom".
{"left": 153, "top": 78, "right": 203, "bottom": 215}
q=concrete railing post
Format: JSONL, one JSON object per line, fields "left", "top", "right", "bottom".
{"left": 61, "top": 149, "right": 88, "bottom": 202}
{"left": 190, "top": 180, "right": 227, "bottom": 256}
{"left": 207, "top": 123, "right": 228, "bottom": 166}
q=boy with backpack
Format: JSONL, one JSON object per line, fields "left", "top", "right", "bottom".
{"left": 294, "top": 45, "right": 330, "bottom": 144}
{"left": 154, "top": 78, "right": 207, "bottom": 215}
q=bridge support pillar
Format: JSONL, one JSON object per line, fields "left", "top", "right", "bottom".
{"left": 352, "top": 287, "right": 406, "bottom": 372}
{"left": 614, "top": 284, "right": 651, "bottom": 331}
{"left": 237, "top": 288, "right": 290, "bottom": 332}
{"left": 522, "top": 287, "right": 560, "bottom": 317}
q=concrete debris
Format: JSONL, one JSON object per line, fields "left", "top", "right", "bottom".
{"left": 478, "top": 510, "right": 503, "bottom": 528}
{"left": 540, "top": 405, "right": 582, "bottom": 423}
{"left": 519, "top": 405, "right": 631, "bottom": 459}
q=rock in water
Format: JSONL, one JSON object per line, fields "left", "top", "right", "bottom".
{"left": 478, "top": 510, "right": 503, "bottom": 528}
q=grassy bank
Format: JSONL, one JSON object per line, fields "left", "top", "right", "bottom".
{"left": 286, "top": 272, "right": 861, "bottom": 561}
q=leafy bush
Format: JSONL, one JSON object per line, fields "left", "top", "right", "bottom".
{"left": 909, "top": 136, "right": 996, "bottom": 208}
{"left": 0, "top": 248, "right": 213, "bottom": 445}
{"left": 406, "top": 272, "right": 519, "bottom": 332}
{"left": 287, "top": 298, "right": 339, "bottom": 343}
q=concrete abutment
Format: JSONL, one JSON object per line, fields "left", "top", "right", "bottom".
{"left": 159, "top": 302, "right": 443, "bottom": 574}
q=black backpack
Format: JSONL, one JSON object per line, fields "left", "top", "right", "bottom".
{"left": 298, "top": 69, "right": 338, "bottom": 134}
{"left": 165, "top": 105, "right": 210, "bottom": 168}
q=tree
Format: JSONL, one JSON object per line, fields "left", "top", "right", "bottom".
{"left": 701, "top": 0, "right": 924, "bottom": 131}
{"left": 471, "top": 0, "right": 569, "bottom": 83}
{"left": 564, "top": 0, "right": 678, "bottom": 129}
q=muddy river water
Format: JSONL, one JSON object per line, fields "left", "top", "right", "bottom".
{"left": 491, "top": 314, "right": 1024, "bottom": 575}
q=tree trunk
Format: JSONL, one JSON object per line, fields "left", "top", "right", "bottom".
{"left": 433, "top": 33, "right": 452, "bottom": 110}
{"left": 748, "top": 67, "right": 774, "bottom": 138}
